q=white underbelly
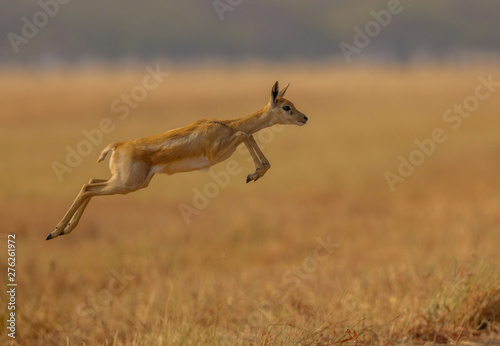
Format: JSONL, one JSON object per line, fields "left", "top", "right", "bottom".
{"left": 152, "top": 155, "right": 213, "bottom": 175}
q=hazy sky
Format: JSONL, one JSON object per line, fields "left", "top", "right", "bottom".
{"left": 2, "top": 0, "right": 500, "bottom": 64}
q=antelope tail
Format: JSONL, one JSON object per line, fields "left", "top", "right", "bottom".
{"left": 97, "top": 142, "right": 121, "bottom": 163}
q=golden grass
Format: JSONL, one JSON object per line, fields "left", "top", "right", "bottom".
{"left": 2, "top": 63, "right": 500, "bottom": 344}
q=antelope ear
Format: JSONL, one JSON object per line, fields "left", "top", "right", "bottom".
{"left": 271, "top": 81, "right": 279, "bottom": 105}
{"left": 278, "top": 83, "right": 289, "bottom": 97}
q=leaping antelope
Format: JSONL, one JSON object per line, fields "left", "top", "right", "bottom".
{"left": 47, "top": 81, "right": 308, "bottom": 240}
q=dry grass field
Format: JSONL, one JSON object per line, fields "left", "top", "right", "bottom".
{"left": 2, "top": 62, "right": 500, "bottom": 345}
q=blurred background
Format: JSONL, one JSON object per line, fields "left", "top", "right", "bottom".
{"left": 2, "top": 1, "right": 500, "bottom": 344}
{"left": 2, "top": 0, "right": 500, "bottom": 65}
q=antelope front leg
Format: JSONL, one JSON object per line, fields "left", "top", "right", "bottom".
{"left": 245, "top": 135, "right": 271, "bottom": 183}
{"left": 214, "top": 131, "right": 269, "bottom": 183}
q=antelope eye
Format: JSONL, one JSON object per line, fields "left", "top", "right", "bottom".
{"left": 282, "top": 105, "right": 290, "bottom": 111}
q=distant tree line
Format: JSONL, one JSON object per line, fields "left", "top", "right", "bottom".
{"left": 1, "top": 0, "right": 500, "bottom": 64}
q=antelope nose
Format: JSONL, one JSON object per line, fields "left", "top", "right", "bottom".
{"left": 303, "top": 116, "right": 308, "bottom": 122}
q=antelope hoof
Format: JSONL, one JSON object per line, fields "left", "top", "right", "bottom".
{"left": 47, "top": 225, "right": 64, "bottom": 240}
{"left": 246, "top": 172, "right": 263, "bottom": 183}
{"left": 246, "top": 173, "right": 257, "bottom": 183}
